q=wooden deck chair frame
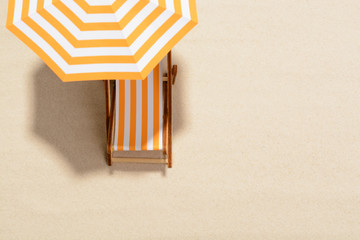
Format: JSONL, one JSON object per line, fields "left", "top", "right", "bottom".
{"left": 103, "top": 51, "right": 177, "bottom": 168}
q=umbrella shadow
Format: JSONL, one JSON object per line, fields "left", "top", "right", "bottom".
{"left": 32, "top": 64, "right": 107, "bottom": 173}
{"left": 31, "top": 62, "right": 185, "bottom": 175}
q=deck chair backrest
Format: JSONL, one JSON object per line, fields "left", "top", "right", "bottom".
{"left": 113, "top": 58, "right": 166, "bottom": 151}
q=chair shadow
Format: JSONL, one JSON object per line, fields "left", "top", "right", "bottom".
{"left": 172, "top": 53, "right": 186, "bottom": 136}
{"left": 31, "top": 62, "right": 185, "bottom": 175}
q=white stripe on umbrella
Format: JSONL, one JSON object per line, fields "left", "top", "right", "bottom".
{"left": 86, "top": 0, "right": 117, "bottom": 6}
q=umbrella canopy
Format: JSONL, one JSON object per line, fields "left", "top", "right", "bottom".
{"left": 6, "top": 0, "right": 198, "bottom": 81}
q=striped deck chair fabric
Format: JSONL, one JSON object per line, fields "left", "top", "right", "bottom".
{"left": 112, "top": 58, "right": 165, "bottom": 152}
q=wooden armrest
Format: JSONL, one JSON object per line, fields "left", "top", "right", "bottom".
{"left": 162, "top": 65, "right": 178, "bottom": 84}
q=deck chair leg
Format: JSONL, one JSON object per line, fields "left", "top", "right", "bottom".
{"left": 167, "top": 51, "right": 173, "bottom": 168}
{"left": 163, "top": 81, "right": 168, "bottom": 156}
{"left": 104, "top": 80, "right": 110, "bottom": 135}
{"left": 106, "top": 81, "right": 116, "bottom": 166}
{"left": 104, "top": 80, "right": 110, "bottom": 165}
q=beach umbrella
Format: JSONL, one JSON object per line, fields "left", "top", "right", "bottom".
{"left": 6, "top": 0, "right": 198, "bottom": 81}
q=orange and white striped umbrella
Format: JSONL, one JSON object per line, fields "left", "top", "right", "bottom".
{"left": 6, "top": 0, "right": 198, "bottom": 81}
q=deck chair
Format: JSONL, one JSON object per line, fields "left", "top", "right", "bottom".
{"left": 104, "top": 52, "right": 177, "bottom": 168}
